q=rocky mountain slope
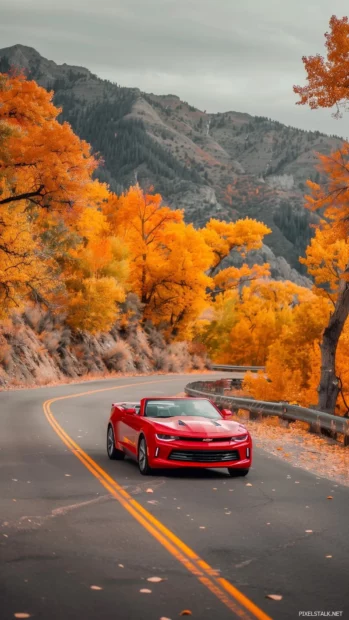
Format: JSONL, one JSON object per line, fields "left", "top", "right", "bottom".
{"left": 0, "top": 298, "right": 207, "bottom": 389}
{"left": 1, "top": 44, "right": 344, "bottom": 283}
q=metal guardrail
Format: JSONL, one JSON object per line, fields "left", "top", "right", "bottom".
{"left": 211, "top": 364, "right": 265, "bottom": 372}
{"left": 185, "top": 379, "right": 349, "bottom": 446}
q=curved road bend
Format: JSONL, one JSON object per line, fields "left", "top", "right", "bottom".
{"left": 0, "top": 373, "right": 348, "bottom": 620}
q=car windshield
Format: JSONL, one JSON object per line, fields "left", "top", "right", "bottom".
{"left": 144, "top": 399, "right": 221, "bottom": 419}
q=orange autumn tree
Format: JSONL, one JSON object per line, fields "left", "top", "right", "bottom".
{"left": 0, "top": 72, "right": 97, "bottom": 214}
{"left": 104, "top": 186, "right": 272, "bottom": 338}
{"left": 104, "top": 185, "right": 213, "bottom": 338}
{"left": 294, "top": 15, "right": 349, "bottom": 117}
{"left": 0, "top": 72, "right": 129, "bottom": 330}
{"left": 244, "top": 177, "right": 349, "bottom": 412}
{"left": 294, "top": 16, "right": 349, "bottom": 413}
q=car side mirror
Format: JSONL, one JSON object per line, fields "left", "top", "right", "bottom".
{"left": 124, "top": 407, "right": 137, "bottom": 415}
{"left": 221, "top": 409, "right": 233, "bottom": 419}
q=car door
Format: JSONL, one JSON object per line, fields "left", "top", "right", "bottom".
{"left": 121, "top": 409, "right": 143, "bottom": 458}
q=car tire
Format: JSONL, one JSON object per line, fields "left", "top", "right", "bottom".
{"left": 138, "top": 436, "right": 152, "bottom": 475}
{"left": 107, "top": 425, "right": 125, "bottom": 460}
{"left": 228, "top": 468, "right": 249, "bottom": 477}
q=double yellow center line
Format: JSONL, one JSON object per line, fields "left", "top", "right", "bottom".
{"left": 43, "top": 380, "right": 272, "bottom": 620}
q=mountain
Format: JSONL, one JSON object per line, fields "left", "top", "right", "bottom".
{"left": 0, "top": 44, "right": 344, "bottom": 284}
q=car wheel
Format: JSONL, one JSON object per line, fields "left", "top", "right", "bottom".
{"left": 138, "top": 437, "right": 152, "bottom": 475}
{"left": 228, "top": 468, "right": 249, "bottom": 477}
{"left": 107, "top": 425, "right": 125, "bottom": 460}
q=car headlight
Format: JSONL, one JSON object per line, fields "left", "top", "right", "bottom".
{"left": 231, "top": 435, "right": 248, "bottom": 442}
{"left": 156, "top": 434, "right": 181, "bottom": 441}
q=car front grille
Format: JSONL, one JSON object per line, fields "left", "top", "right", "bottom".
{"left": 168, "top": 449, "right": 240, "bottom": 463}
{"left": 178, "top": 436, "right": 233, "bottom": 442}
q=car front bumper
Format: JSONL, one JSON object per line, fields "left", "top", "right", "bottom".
{"left": 148, "top": 438, "right": 252, "bottom": 469}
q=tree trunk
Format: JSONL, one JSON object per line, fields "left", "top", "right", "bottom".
{"left": 318, "top": 273, "right": 349, "bottom": 414}
{"left": 141, "top": 255, "right": 147, "bottom": 305}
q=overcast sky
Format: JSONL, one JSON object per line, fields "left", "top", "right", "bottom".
{"left": 1, "top": 0, "right": 349, "bottom": 138}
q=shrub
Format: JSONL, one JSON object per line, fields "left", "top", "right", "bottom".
{"left": 102, "top": 339, "right": 135, "bottom": 372}
{"left": 152, "top": 347, "right": 171, "bottom": 371}
{"left": 23, "top": 306, "right": 43, "bottom": 332}
{"left": 168, "top": 341, "right": 191, "bottom": 371}
{"left": 0, "top": 338, "right": 12, "bottom": 369}
{"left": 41, "top": 330, "right": 62, "bottom": 354}
{"left": 127, "top": 328, "right": 152, "bottom": 357}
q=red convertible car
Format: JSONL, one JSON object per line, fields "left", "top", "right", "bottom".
{"left": 107, "top": 397, "right": 252, "bottom": 476}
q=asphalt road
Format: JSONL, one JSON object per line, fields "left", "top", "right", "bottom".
{"left": 1, "top": 373, "right": 348, "bottom": 620}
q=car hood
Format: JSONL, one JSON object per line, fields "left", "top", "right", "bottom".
{"left": 151, "top": 416, "right": 247, "bottom": 437}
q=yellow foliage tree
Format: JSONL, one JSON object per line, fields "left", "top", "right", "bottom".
{"left": 62, "top": 207, "right": 128, "bottom": 333}
{"left": 202, "top": 217, "right": 271, "bottom": 294}
{"left": 205, "top": 280, "right": 314, "bottom": 366}
{"left": 244, "top": 295, "right": 331, "bottom": 406}
{"left": 0, "top": 197, "right": 47, "bottom": 318}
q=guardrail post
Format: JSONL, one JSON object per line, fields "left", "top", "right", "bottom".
{"left": 279, "top": 404, "right": 290, "bottom": 428}
{"left": 344, "top": 421, "right": 349, "bottom": 447}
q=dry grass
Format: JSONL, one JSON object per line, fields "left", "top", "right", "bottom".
{"left": 235, "top": 415, "right": 349, "bottom": 487}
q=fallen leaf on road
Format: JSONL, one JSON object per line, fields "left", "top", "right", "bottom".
{"left": 295, "top": 481, "right": 300, "bottom": 484}
{"left": 12, "top": 479, "right": 18, "bottom": 482}
{"left": 266, "top": 523, "right": 271, "bottom": 525}
{"left": 147, "top": 500, "right": 159, "bottom": 505}
{"left": 146, "top": 489, "right": 154, "bottom": 493}
{"left": 327, "top": 496, "right": 333, "bottom": 500}
{"left": 246, "top": 483, "right": 252, "bottom": 487}
{"left": 213, "top": 488, "right": 217, "bottom": 491}
{"left": 160, "top": 617, "right": 172, "bottom": 620}
{"left": 326, "top": 555, "right": 332, "bottom": 558}
{"left": 147, "top": 577, "right": 166, "bottom": 583}
{"left": 90, "top": 585, "right": 102, "bottom": 590}
{"left": 64, "top": 474, "right": 71, "bottom": 477}
{"left": 305, "top": 530, "right": 313, "bottom": 533}
{"left": 266, "top": 594, "right": 282, "bottom": 601}
{"left": 140, "top": 589, "right": 152, "bottom": 594}
{"left": 199, "top": 526, "right": 206, "bottom": 529}
{"left": 14, "top": 614, "right": 31, "bottom": 619}
{"left": 276, "top": 447, "right": 283, "bottom": 451}
{"left": 180, "top": 611, "right": 192, "bottom": 616}
{"left": 118, "top": 564, "right": 124, "bottom": 568}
